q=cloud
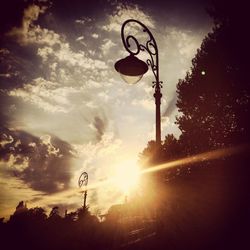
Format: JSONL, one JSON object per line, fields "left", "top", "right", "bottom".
{"left": 0, "top": 132, "right": 14, "bottom": 147}
{"left": 131, "top": 98, "right": 154, "bottom": 111}
{"left": 93, "top": 116, "right": 107, "bottom": 142}
{"left": 76, "top": 36, "right": 84, "bottom": 42}
{"left": 0, "top": 46, "right": 40, "bottom": 90}
{"left": 8, "top": 77, "right": 79, "bottom": 113}
{"left": 102, "top": 2, "right": 155, "bottom": 32}
{"left": 7, "top": 4, "right": 47, "bottom": 45}
{"left": 0, "top": 170, "right": 44, "bottom": 220}
{"left": 163, "top": 94, "right": 177, "bottom": 117}
{"left": 101, "top": 39, "right": 116, "bottom": 55}
{"left": 35, "top": 31, "right": 108, "bottom": 75}
{"left": 0, "top": 127, "right": 74, "bottom": 194}
{"left": 70, "top": 131, "right": 124, "bottom": 212}
{"left": 75, "top": 17, "right": 92, "bottom": 25}
{"left": 166, "top": 27, "right": 202, "bottom": 59}
{"left": 92, "top": 33, "right": 99, "bottom": 39}
{"left": 71, "top": 132, "right": 122, "bottom": 188}
{"left": 6, "top": 3, "right": 108, "bottom": 82}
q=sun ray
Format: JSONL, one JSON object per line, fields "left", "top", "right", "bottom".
{"left": 141, "top": 145, "right": 246, "bottom": 175}
{"left": 28, "top": 145, "right": 247, "bottom": 209}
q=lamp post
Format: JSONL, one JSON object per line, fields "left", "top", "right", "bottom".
{"left": 78, "top": 171, "right": 88, "bottom": 209}
{"left": 115, "top": 19, "right": 163, "bottom": 147}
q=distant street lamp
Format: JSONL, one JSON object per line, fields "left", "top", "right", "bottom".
{"left": 115, "top": 19, "right": 163, "bottom": 146}
{"left": 78, "top": 172, "right": 88, "bottom": 209}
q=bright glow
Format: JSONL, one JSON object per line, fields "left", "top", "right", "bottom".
{"left": 112, "top": 159, "right": 141, "bottom": 194}
{"left": 120, "top": 74, "right": 143, "bottom": 84}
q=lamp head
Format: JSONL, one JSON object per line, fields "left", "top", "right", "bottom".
{"left": 115, "top": 54, "right": 148, "bottom": 84}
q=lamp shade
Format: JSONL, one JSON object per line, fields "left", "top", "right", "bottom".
{"left": 115, "top": 55, "right": 148, "bottom": 84}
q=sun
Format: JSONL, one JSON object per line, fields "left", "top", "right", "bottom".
{"left": 112, "top": 159, "right": 141, "bottom": 194}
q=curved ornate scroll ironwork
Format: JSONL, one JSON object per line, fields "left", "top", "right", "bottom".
{"left": 78, "top": 172, "right": 88, "bottom": 188}
{"left": 121, "top": 19, "right": 163, "bottom": 90}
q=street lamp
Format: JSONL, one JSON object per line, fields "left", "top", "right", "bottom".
{"left": 78, "top": 171, "right": 88, "bottom": 209}
{"left": 115, "top": 19, "right": 163, "bottom": 147}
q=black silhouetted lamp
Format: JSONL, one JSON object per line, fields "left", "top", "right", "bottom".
{"left": 115, "top": 54, "right": 148, "bottom": 84}
{"left": 114, "top": 19, "right": 163, "bottom": 146}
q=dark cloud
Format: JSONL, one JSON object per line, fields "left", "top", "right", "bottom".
{"left": 0, "top": 127, "right": 74, "bottom": 194}
{"left": 0, "top": 0, "right": 27, "bottom": 35}
{"left": 50, "top": 0, "right": 105, "bottom": 20}
{"left": 36, "top": 0, "right": 107, "bottom": 43}
{"left": 0, "top": 2, "right": 47, "bottom": 91}
{"left": 93, "top": 116, "right": 107, "bottom": 141}
{"left": 0, "top": 0, "right": 48, "bottom": 36}
{"left": 0, "top": 46, "right": 42, "bottom": 90}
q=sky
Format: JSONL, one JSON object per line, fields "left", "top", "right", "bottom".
{"left": 0, "top": 0, "right": 212, "bottom": 219}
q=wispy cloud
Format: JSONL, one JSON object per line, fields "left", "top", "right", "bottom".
{"left": 8, "top": 78, "right": 78, "bottom": 113}
{"left": 102, "top": 3, "right": 155, "bottom": 32}
{"left": 7, "top": 4, "right": 47, "bottom": 45}
{"left": 101, "top": 39, "right": 116, "bottom": 55}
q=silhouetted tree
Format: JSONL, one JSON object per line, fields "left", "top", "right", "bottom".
{"left": 8, "top": 201, "right": 28, "bottom": 225}
{"left": 176, "top": 1, "right": 250, "bottom": 155}
{"left": 28, "top": 207, "right": 47, "bottom": 221}
{"left": 139, "top": 140, "right": 159, "bottom": 166}
{"left": 48, "top": 206, "right": 61, "bottom": 219}
{"left": 64, "top": 210, "right": 78, "bottom": 222}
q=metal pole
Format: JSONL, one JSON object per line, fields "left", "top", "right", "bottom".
{"left": 154, "top": 88, "right": 162, "bottom": 146}
{"left": 83, "top": 190, "right": 87, "bottom": 209}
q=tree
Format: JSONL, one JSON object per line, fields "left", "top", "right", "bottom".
{"left": 176, "top": 1, "right": 250, "bottom": 155}
{"left": 28, "top": 207, "right": 47, "bottom": 222}
{"left": 161, "top": 134, "right": 181, "bottom": 160}
{"left": 139, "top": 140, "right": 158, "bottom": 166}
{"left": 48, "top": 206, "right": 61, "bottom": 220}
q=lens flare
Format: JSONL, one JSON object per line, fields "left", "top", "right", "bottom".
{"left": 28, "top": 145, "right": 246, "bottom": 209}
{"left": 141, "top": 145, "right": 245, "bottom": 175}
